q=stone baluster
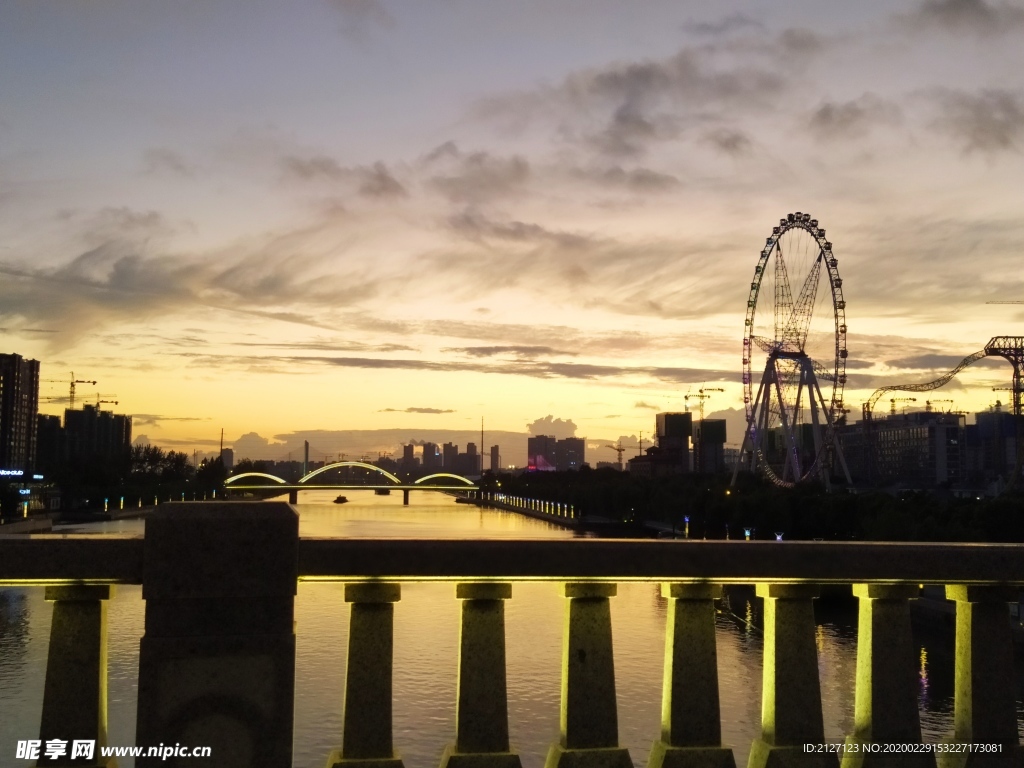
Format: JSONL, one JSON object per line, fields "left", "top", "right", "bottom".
{"left": 38, "top": 585, "right": 114, "bottom": 767}
{"left": 440, "top": 583, "right": 520, "bottom": 768}
{"left": 136, "top": 501, "right": 298, "bottom": 768}
{"left": 842, "top": 584, "right": 933, "bottom": 768}
{"left": 545, "top": 583, "right": 631, "bottom": 768}
{"left": 939, "top": 586, "right": 1023, "bottom": 768}
{"left": 749, "top": 584, "right": 836, "bottom": 768}
{"left": 648, "top": 584, "right": 735, "bottom": 768}
{"left": 327, "top": 582, "right": 404, "bottom": 768}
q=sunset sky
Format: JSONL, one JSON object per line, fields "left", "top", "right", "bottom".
{"left": 2, "top": 0, "right": 1024, "bottom": 463}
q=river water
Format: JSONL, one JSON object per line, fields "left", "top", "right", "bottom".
{"left": 0, "top": 491, "right": 1016, "bottom": 767}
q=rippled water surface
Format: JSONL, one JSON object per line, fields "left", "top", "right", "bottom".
{"left": 2, "top": 491, "right": 1021, "bottom": 767}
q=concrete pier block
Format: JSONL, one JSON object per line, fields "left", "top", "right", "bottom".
{"left": 326, "top": 582, "right": 404, "bottom": 768}
{"left": 648, "top": 584, "right": 736, "bottom": 768}
{"left": 135, "top": 501, "right": 298, "bottom": 768}
{"left": 439, "top": 583, "right": 521, "bottom": 768}
{"left": 39, "top": 584, "right": 115, "bottom": 767}
{"left": 842, "top": 584, "right": 933, "bottom": 768}
{"left": 939, "top": 586, "right": 1024, "bottom": 768}
{"left": 748, "top": 584, "right": 836, "bottom": 768}
{"left": 544, "top": 583, "right": 632, "bottom": 768}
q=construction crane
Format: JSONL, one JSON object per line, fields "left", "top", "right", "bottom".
{"left": 41, "top": 372, "right": 97, "bottom": 411}
{"left": 925, "top": 399, "right": 953, "bottom": 413}
{"left": 95, "top": 394, "right": 119, "bottom": 408}
{"left": 890, "top": 397, "right": 917, "bottom": 416}
{"left": 603, "top": 440, "right": 636, "bottom": 470}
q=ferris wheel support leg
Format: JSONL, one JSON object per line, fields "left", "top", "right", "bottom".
{"left": 809, "top": 372, "right": 853, "bottom": 487}
{"left": 771, "top": 368, "right": 801, "bottom": 483}
{"left": 733, "top": 371, "right": 772, "bottom": 486}
{"left": 806, "top": 373, "right": 829, "bottom": 492}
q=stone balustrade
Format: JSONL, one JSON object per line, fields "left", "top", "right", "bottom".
{"left": 1, "top": 501, "right": 1023, "bottom": 768}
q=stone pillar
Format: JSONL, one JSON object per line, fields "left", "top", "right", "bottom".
{"left": 648, "top": 584, "right": 736, "bottom": 768}
{"left": 545, "top": 583, "right": 632, "bottom": 768}
{"left": 939, "top": 586, "right": 1023, "bottom": 768}
{"left": 288, "top": 489, "right": 298, "bottom": 504}
{"left": 748, "top": 584, "right": 836, "bottom": 768}
{"left": 38, "top": 585, "right": 114, "bottom": 767}
{"left": 326, "top": 582, "right": 404, "bottom": 768}
{"left": 842, "top": 584, "right": 933, "bottom": 768}
{"left": 439, "top": 583, "right": 520, "bottom": 768}
{"left": 403, "top": 489, "right": 410, "bottom": 506}
{"left": 136, "top": 501, "right": 298, "bottom": 768}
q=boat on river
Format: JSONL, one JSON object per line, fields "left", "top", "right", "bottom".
{"left": 374, "top": 489, "right": 391, "bottom": 496}
{"left": 333, "top": 495, "right": 348, "bottom": 504}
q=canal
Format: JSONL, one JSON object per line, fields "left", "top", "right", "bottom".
{"left": 0, "top": 491, "right": 1011, "bottom": 766}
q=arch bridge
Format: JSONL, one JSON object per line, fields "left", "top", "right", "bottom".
{"left": 224, "top": 461, "right": 478, "bottom": 505}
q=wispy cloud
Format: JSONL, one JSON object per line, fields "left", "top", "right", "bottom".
{"left": 379, "top": 407, "right": 455, "bottom": 414}
{"left": 929, "top": 88, "right": 1024, "bottom": 153}
{"left": 897, "top": 0, "right": 1024, "bottom": 36}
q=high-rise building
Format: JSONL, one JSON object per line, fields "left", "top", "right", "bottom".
{"left": 402, "top": 444, "right": 415, "bottom": 469}
{"left": 695, "top": 419, "right": 727, "bottom": 474}
{"left": 527, "top": 435, "right": 557, "bottom": 471}
{"left": 629, "top": 413, "right": 691, "bottom": 477}
{"left": 422, "top": 442, "right": 442, "bottom": 469}
{"left": 0, "top": 353, "right": 40, "bottom": 472}
{"left": 443, "top": 442, "right": 459, "bottom": 469}
{"left": 555, "top": 437, "right": 585, "bottom": 470}
{"left": 465, "top": 442, "right": 479, "bottom": 474}
{"left": 63, "top": 404, "right": 132, "bottom": 463}
{"left": 490, "top": 445, "right": 500, "bottom": 472}
{"left": 221, "top": 447, "right": 235, "bottom": 471}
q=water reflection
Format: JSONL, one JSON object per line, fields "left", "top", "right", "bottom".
{"left": 0, "top": 491, "right": 1014, "bottom": 767}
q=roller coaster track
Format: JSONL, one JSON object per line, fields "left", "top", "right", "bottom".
{"left": 862, "top": 337, "right": 1024, "bottom": 491}
{"left": 864, "top": 349, "right": 989, "bottom": 415}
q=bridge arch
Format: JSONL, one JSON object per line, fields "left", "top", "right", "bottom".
{"left": 299, "top": 461, "right": 402, "bottom": 485}
{"left": 224, "top": 472, "right": 287, "bottom": 485}
{"left": 413, "top": 473, "right": 475, "bottom": 486}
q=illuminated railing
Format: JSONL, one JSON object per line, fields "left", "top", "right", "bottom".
{"left": 2, "top": 502, "right": 1024, "bottom": 768}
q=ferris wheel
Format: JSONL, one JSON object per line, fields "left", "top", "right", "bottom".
{"left": 732, "top": 212, "right": 852, "bottom": 488}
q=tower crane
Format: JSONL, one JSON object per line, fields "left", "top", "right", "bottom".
{"left": 925, "top": 399, "right": 953, "bottom": 413}
{"left": 95, "top": 394, "right": 119, "bottom": 408}
{"left": 603, "top": 440, "right": 636, "bottom": 470}
{"left": 890, "top": 397, "right": 917, "bottom": 416}
{"left": 41, "top": 372, "right": 97, "bottom": 411}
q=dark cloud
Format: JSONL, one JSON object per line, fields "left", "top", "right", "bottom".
{"left": 808, "top": 94, "right": 902, "bottom": 140}
{"left": 776, "top": 28, "right": 824, "bottom": 57}
{"left": 898, "top": 0, "right": 1024, "bottom": 35}
{"left": 527, "top": 415, "right": 578, "bottom": 438}
{"left": 379, "top": 407, "right": 455, "bottom": 414}
{"left": 444, "top": 345, "right": 579, "bottom": 359}
{"left": 474, "top": 38, "right": 796, "bottom": 159}
{"left": 131, "top": 413, "right": 211, "bottom": 427}
{"left": 176, "top": 351, "right": 735, "bottom": 386}
{"left": 683, "top": 13, "right": 764, "bottom": 37}
{"left": 357, "top": 162, "right": 406, "bottom": 197}
{"left": 234, "top": 340, "right": 415, "bottom": 353}
{"left": 425, "top": 144, "right": 530, "bottom": 202}
{"left": 574, "top": 166, "right": 681, "bottom": 192}
{"left": 701, "top": 128, "right": 752, "bottom": 155}
{"left": 142, "top": 148, "right": 194, "bottom": 177}
{"left": 634, "top": 401, "right": 660, "bottom": 409}
{"left": 283, "top": 156, "right": 407, "bottom": 197}
{"left": 930, "top": 89, "right": 1024, "bottom": 153}
{"left": 884, "top": 353, "right": 1006, "bottom": 369}
{"left": 329, "top": 0, "right": 395, "bottom": 39}
{"left": 446, "top": 210, "right": 591, "bottom": 249}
